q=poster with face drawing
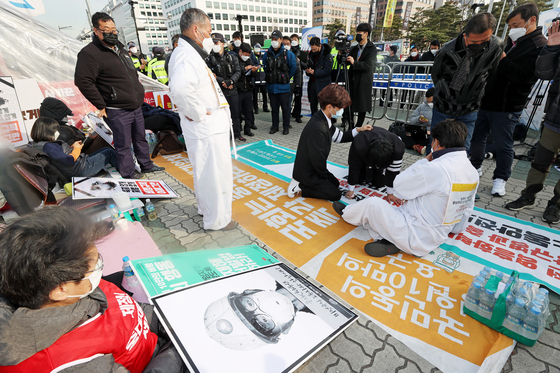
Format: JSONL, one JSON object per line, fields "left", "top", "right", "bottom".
{"left": 152, "top": 263, "right": 358, "bottom": 373}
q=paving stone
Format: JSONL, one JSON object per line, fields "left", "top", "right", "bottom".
{"left": 343, "top": 322, "right": 384, "bottom": 355}
{"left": 298, "top": 345, "right": 339, "bottom": 373}
{"left": 396, "top": 362, "right": 423, "bottom": 373}
{"left": 325, "top": 358, "right": 353, "bottom": 373}
{"left": 386, "top": 336, "right": 437, "bottom": 373}
{"left": 362, "top": 342, "right": 406, "bottom": 373}
{"left": 329, "top": 333, "right": 371, "bottom": 371}
{"left": 509, "top": 347, "right": 547, "bottom": 372}
{"left": 519, "top": 339, "right": 560, "bottom": 363}
{"left": 538, "top": 329, "right": 560, "bottom": 350}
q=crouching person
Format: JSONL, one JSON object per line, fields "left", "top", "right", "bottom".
{"left": 333, "top": 119, "right": 479, "bottom": 257}
{"left": 0, "top": 207, "right": 185, "bottom": 373}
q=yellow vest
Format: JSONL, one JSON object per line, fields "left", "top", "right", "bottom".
{"left": 147, "top": 58, "right": 168, "bottom": 84}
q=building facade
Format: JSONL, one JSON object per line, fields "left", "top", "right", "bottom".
{"left": 312, "top": 0, "right": 371, "bottom": 28}
{"left": 374, "top": 0, "right": 433, "bottom": 25}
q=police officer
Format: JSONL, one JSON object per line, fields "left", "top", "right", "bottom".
{"left": 253, "top": 43, "right": 269, "bottom": 113}
{"left": 290, "top": 34, "right": 307, "bottom": 123}
{"left": 263, "top": 30, "right": 297, "bottom": 135}
{"left": 128, "top": 42, "right": 147, "bottom": 75}
{"left": 206, "top": 33, "right": 244, "bottom": 141}
{"left": 282, "top": 36, "right": 302, "bottom": 126}
{"left": 237, "top": 43, "right": 259, "bottom": 137}
{"left": 147, "top": 47, "right": 169, "bottom": 85}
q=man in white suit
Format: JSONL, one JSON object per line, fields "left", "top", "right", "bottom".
{"left": 168, "top": 8, "right": 237, "bottom": 230}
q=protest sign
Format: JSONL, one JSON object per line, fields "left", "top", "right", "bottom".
{"left": 0, "top": 76, "right": 29, "bottom": 147}
{"left": 72, "top": 176, "right": 178, "bottom": 199}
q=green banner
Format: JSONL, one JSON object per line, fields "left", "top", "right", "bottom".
{"left": 131, "top": 245, "right": 279, "bottom": 297}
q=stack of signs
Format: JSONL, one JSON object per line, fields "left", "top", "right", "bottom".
{"left": 152, "top": 263, "right": 358, "bottom": 373}
{"left": 0, "top": 76, "right": 28, "bottom": 147}
{"left": 72, "top": 177, "right": 178, "bottom": 199}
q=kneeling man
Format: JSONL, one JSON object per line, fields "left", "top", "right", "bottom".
{"left": 333, "top": 119, "right": 478, "bottom": 257}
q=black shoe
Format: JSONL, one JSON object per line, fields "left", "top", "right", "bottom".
{"left": 240, "top": 115, "right": 245, "bottom": 121}
{"left": 244, "top": 130, "right": 254, "bottom": 136}
{"left": 129, "top": 171, "right": 145, "bottom": 179}
{"left": 270, "top": 127, "right": 279, "bottom": 134}
{"left": 288, "top": 124, "right": 293, "bottom": 129}
{"left": 254, "top": 108, "right": 259, "bottom": 114}
{"left": 263, "top": 107, "right": 270, "bottom": 112}
{"left": 364, "top": 239, "right": 401, "bottom": 257}
{"left": 505, "top": 196, "right": 535, "bottom": 211}
{"left": 142, "top": 165, "right": 165, "bottom": 173}
{"left": 283, "top": 128, "right": 289, "bottom": 135}
{"left": 332, "top": 201, "right": 346, "bottom": 216}
{"left": 235, "top": 135, "right": 246, "bottom": 142}
{"left": 251, "top": 124, "right": 257, "bottom": 130}
{"left": 543, "top": 203, "right": 560, "bottom": 224}
{"left": 296, "top": 117, "right": 302, "bottom": 123}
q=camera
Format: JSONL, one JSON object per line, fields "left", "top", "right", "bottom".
{"left": 546, "top": 17, "right": 560, "bottom": 36}
{"left": 334, "top": 31, "right": 353, "bottom": 54}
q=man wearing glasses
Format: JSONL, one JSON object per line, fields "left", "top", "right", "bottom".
{"left": 75, "top": 12, "right": 164, "bottom": 179}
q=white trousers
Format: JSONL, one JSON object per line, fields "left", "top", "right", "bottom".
{"left": 342, "top": 197, "right": 440, "bottom": 257}
{"left": 185, "top": 132, "right": 233, "bottom": 230}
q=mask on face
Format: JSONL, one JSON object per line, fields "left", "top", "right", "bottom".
{"left": 509, "top": 20, "right": 529, "bottom": 42}
{"left": 234, "top": 40, "right": 242, "bottom": 47}
{"left": 291, "top": 40, "right": 299, "bottom": 47}
{"left": 331, "top": 107, "right": 344, "bottom": 118}
{"left": 466, "top": 41, "right": 488, "bottom": 55}
{"left": 197, "top": 28, "right": 214, "bottom": 54}
{"left": 356, "top": 33, "right": 363, "bottom": 42}
{"left": 241, "top": 55, "right": 249, "bottom": 61}
{"left": 284, "top": 44, "right": 291, "bottom": 50}
{"left": 67, "top": 256, "right": 103, "bottom": 299}
{"left": 427, "top": 102, "right": 434, "bottom": 108}
{"left": 271, "top": 40, "right": 280, "bottom": 49}
{"left": 431, "top": 49, "right": 437, "bottom": 55}
{"left": 212, "top": 44, "right": 222, "bottom": 53}
{"left": 411, "top": 51, "right": 418, "bottom": 57}
{"left": 254, "top": 48, "right": 261, "bottom": 54}
{"left": 101, "top": 32, "right": 118, "bottom": 46}
{"left": 130, "top": 47, "right": 138, "bottom": 54}
{"left": 53, "top": 131, "right": 60, "bottom": 140}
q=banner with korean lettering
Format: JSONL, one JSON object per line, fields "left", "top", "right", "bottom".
{"left": 0, "top": 76, "right": 29, "bottom": 147}
{"left": 383, "top": 0, "right": 398, "bottom": 28}
{"left": 131, "top": 245, "right": 279, "bottom": 298}
{"left": 402, "top": 2, "right": 413, "bottom": 31}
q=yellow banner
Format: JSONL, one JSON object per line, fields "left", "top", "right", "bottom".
{"left": 383, "top": 0, "right": 398, "bottom": 28}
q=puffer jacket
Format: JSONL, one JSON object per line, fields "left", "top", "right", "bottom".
{"left": 432, "top": 33, "right": 504, "bottom": 116}
{"left": 306, "top": 43, "right": 333, "bottom": 95}
{"left": 409, "top": 102, "right": 433, "bottom": 126}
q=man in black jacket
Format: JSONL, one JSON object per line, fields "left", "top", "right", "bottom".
{"left": 429, "top": 12, "right": 504, "bottom": 153}
{"left": 290, "top": 34, "right": 307, "bottom": 123}
{"left": 75, "top": 12, "right": 163, "bottom": 179}
{"left": 471, "top": 4, "right": 546, "bottom": 198}
{"left": 305, "top": 37, "right": 333, "bottom": 115}
{"left": 347, "top": 23, "right": 376, "bottom": 128}
{"left": 237, "top": 43, "right": 258, "bottom": 137}
{"left": 420, "top": 40, "right": 440, "bottom": 62}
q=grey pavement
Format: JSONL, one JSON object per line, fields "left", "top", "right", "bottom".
{"left": 143, "top": 107, "right": 560, "bottom": 373}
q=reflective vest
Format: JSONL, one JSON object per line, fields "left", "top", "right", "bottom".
{"left": 254, "top": 55, "right": 266, "bottom": 85}
{"left": 1, "top": 280, "right": 158, "bottom": 373}
{"left": 130, "top": 55, "right": 141, "bottom": 70}
{"left": 147, "top": 58, "right": 169, "bottom": 84}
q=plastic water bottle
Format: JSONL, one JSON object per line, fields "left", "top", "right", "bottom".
{"left": 475, "top": 275, "right": 486, "bottom": 286}
{"left": 122, "top": 256, "right": 140, "bottom": 287}
{"left": 145, "top": 199, "right": 157, "bottom": 221}
{"left": 478, "top": 288, "right": 496, "bottom": 319}
{"left": 496, "top": 271, "right": 505, "bottom": 282}
{"left": 538, "top": 288, "right": 550, "bottom": 309}
{"left": 465, "top": 281, "right": 482, "bottom": 312}
{"left": 133, "top": 206, "right": 145, "bottom": 222}
{"left": 522, "top": 306, "right": 543, "bottom": 340}
{"left": 483, "top": 266, "right": 493, "bottom": 276}
{"left": 503, "top": 298, "right": 526, "bottom": 334}
{"left": 531, "top": 299, "right": 544, "bottom": 313}
{"left": 108, "top": 204, "right": 120, "bottom": 222}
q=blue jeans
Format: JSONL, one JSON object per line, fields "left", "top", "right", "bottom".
{"left": 81, "top": 147, "right": 119, "bottom": 177}
{"left": 470, "top": 110, "right": 521, "bottom": 181}
{"left": 427, "top": 109, "right": 478, "bottom": 153}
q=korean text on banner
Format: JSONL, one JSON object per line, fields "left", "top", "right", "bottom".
{"left": 383, "top": 0, "right": 398, "bottom": 28}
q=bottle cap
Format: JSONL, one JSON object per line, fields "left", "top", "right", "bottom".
{"left": 480, "top": 270, "right": 488, "bottom": 277}
{"left": 484, "top": 266, "right": 492, "bottom": 273}
{"left": 539, "top": 288, "right": 549, "bottom": 295}
{"left": 110, "top": 204, "right": 115, "bottom": 208}
{"left": 485, "top": 289, "right": 494, "bottom": 295}
{"left": 473, "top": 281, "right": 482, "bottom": 288}
{"left": 532, "top": 300, "right": 542, "bottom": 308}
{"left": 123, "top": 256, "right": 130, "bottom": 262}
{"left": 146, "top": 199, "right": 151, "bottom": 202}
{"left": 531, "top": 306, "right": 541, "bottom": 315}
{"left": 476, "top": 276, "right": 485, "bottom": 283}
{"left": 515, "top": 298, "right": 525, "bottom": 307}
{"left": 496, "top": 271, "right": 504, "bottom": 278}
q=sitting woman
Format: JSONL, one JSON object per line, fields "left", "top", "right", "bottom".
{"left": 0, "top": 207, "right": 185, "bottom": 372}
{"left": 287, "top": 84, "right": 372, "bottom": 201}
{"left": 31, "top": 117, "right": 118, "bottom": 179}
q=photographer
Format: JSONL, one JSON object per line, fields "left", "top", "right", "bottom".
{"left": 306, "top": 37, "right": 333, "bottom": 115}
{"left": 347, "top": 23, "right": 376, "bottom": 128}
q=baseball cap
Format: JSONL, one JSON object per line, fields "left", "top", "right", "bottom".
{"left": 211, "top": 33, "right": 225, "bottom": 43}
{"left": 152, "top": 47, "right": 164, "bottom": 56}
{"left": 271, "top": 30, "right": 283, "bottom": 39}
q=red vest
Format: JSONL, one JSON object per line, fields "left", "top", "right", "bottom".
{"left": 1, "top": 280, "right": 158, "bottom": 373}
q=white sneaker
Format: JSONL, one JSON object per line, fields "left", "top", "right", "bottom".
{"left": 477, "top": 167, "right": 482, "bottom": 177}
{"left": 287, "top": 179, "right": 301, "bottom": 198}
{"left": 491, "top": 178, "right": 506, "bottom": 197}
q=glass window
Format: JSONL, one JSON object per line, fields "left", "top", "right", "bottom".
{"left": 289, "top": 9, "right": 293, "bottom": 14}
{"left": 141, "top": 11, "right": 146, "bottom": 15}
{"left": 236, "top": 3, "right": 241, "bottom": 9}
{"left": 148, "top": 40, "right": 153, "bottom": 45}
{"left": 256, "top": 5, "right": 260, "bottom": 11}
{"left": 256, "top": 16, "right": 261, "bottom": 21}
{"left": 268, "top": 17, "right": 272, "bottom": 22}
{"left": 206, "top": 1, "right": 212, "bottom": 7}
{"left": 267, "top": 6, "right": 272, "bottom": 12}
{"left": 251, "top": 25, "right": 255, "bottom": 31}
{"left": 152, "top": 5, "right": 156, "bottom": 8}
{"left": 242, "top": 4, "right": 247, "bottom": 10}
{"left": 229, "top": 2, "right": 234, "bottom": 9}
{"left": 147, "top": 11, "right": 152, "bottom": 16}
{"left": 214, "top": 1, "right": 219, "bottom": 7}
{"left": 216, "top": 24, "right": 222, "bottom": 30}
{"left": 244, "top": 25, "right": 249, "bottom": 31}
{"left": 223, "top": 13, "right": 228, "bottom": 20}
{"left": 208, "top": 12, "right": 214, "bottom": 18}
{"left": 152, "top": 33, "right": 157, "bottom": 37}
{"left": 224, "top": 24, "right": 229, "bottom": 30}
{"left": 215, "top": 13, "right": 221, "bottom": 19}
{"left": 139, "top": 4, "right": 144, "bottom": 8}
{"left": 221, "top": 2, "right": 227, "bottom": 8}
{"left": 157, "top": 33, "right": 162, "bottom": 37}
{"left": 250, "top": 15, "right": 254, "bottom": 21}
{"left": 257, "top": 25, "right": 261, "bottom": 31}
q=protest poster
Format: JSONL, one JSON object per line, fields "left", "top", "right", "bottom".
{"left": 72, "top": 176, "right": 178, "bottom": 199}
{"left": 152, "top": 263, "right": 358, "bottom": 373}
{"left": 0, "top": 76, "right": 29, "bottom": 147}
{"left": 132, "top": 245, "right": 279, "bottom": 298}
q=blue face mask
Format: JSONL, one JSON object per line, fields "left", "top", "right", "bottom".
{"left": 331, "top": 108, "right": 344, "bottom": 118}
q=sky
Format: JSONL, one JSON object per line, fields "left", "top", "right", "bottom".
{"left": 34, "top": 0, "right": 109, "bottom": 38}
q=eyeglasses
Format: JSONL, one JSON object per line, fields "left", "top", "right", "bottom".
{"left": 98, "top": 28, "right": 119, "bottom": 35}
{"left": 82, "top": 253, "right": 104, "bottom": 276}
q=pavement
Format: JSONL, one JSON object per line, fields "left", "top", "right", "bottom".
{"left": 142, "top": 107, "right": 560, "bottom": 373}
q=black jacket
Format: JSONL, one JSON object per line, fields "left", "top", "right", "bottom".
{"left": 348, "top": 41, "right": 376, "bottom": 112}
{"left": 206, "top": 51, "right": 241, "bottom": 97}
{"left": 535, "top": 44, "right": 560, "bottom": 129}
{"left": 306, "top": 43, "right": 333, "bottom": 96}
{"left": 75, "top": 35, "right": 145, "bottom": 110}
{"left": 237, "top": 55, "right": 256, "bottom": 93}
{"left": 293, "top": 111, "right": 353, "bottom": 188}
{"left": 348, "top": 127, "right": 405, "bottom": 189}
{"left": 480, "top": 27, "right": 546, "bottom": 112}
{"left": 292, "top": 46, "right": 308, "bottom": 70}
{"left": 432, "top": 33, "right": 504, "bottom": 116}
{"left": 420, "top": 51, "right": 436, "bottom": 62}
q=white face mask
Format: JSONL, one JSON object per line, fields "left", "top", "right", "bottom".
{"left": 67, "top": 256, "right": 103, "bottom": 299}
{"left": 212, "top": 44, "right": 222, "bottom": 53}
{"left": 53, "top": 131, "right": 60, "bottom": 140}
{"left": 431, "top": 49, "right": 437, "bottom": 55}
{"left": 271, "top": 40, "right": 280, "bottom": 49}
{"left": 509, "top": 20, "right": 529, "bottom": 42}
{"left": 254, "top": 48, "right": 261, "bottom": 54}
{"left": 411, "top": 51, "right": 418, "bottom": 57}
{"left": 130, "top": 47, "right": 138, "bottom": 54}
{"left": 284, "top": 44, "right": 291, "bottom": 50}
{"left": 427, "top": 102, "right": 434, "bottom": 108}
{"left": 197, "top": 27, "right": 214, "bottom": 54}
{"left": 331, "top": 107, "right": 344, "bottom": 118}
{"left": 234, "top": 40, "right": 242, "bottom": 47}
{"left": 291, "top": 40, "right": 299, "bottom": 47}
{"left": 241, "top": 55, "right": 249, "bottom": 61}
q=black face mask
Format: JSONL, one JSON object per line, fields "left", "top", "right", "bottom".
{"left": 356, "top": 33, "right": 363, "bottom": 42}
{"left": 466, "top": 41, "right": 488, "bottom": 55}
{"left": 102, "top": 32, "right": 119, "bottom": 46}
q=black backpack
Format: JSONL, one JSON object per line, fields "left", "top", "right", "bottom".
{"left": 151, "top": 130, "right": 186, "bottom": 158}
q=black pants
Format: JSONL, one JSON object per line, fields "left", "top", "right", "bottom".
{"left": 354, "top": 112, "right": 366, "bottom": 128}
{"left": 308, "top": 81, "right": 319, "bottom": 115}
{"left": 226, "top": 94, "right": 241, "bottom": 137}
{"left": 269, "top": 92, "right": 291, "bottom": 131}
{"left": 253, "top": 85, "right": 267, "bottom": 109}
{"left": 301, "top": 173, "right": 341, "bottom": 201}
{"left": 238, "top": 91, "right": 254, "bottom": 132}
{"left": 292, "top": 93, "right": 302, "bottom": 119}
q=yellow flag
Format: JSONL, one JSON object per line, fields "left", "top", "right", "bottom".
{"left": 383, "top": 0, "right": 398, "bottom": 28}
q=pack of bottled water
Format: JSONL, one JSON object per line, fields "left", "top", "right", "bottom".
{"left": 465, "top": 267, "right": 550, "bottom": 342}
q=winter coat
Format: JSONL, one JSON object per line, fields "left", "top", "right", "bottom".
{"left": 348, "top": 41, "right": 377, "bottom": 112}
{"left": 262, "top": 45, "right": 298, "bottom": 94}
{"left": 384, "top": 54, "right": 401, "bottom": 64}
{"left": 75, "top": 35, "right": 145, "bottom": 110}
{"left": 535, "top": 44, "right": 560, "bottom": 131}
{"left": 32, "top": 141, "right": 87, "bottom": 179}
{"left": 432, "top": 33, "right": 504, "bottom": 116}
{"left": 291, "top": 54, "right": 303, "bottom": 94}
{"left": 206, "top": 50, "right": 241, "bottom": 97}
{"left": 409, "top": 102, "right": 433, "bottom": 126}
{"left": 237, "top": 54, "right": 257, "bottom": 93}
{"left": 141, "top": 103, "right": 182, "bottom": 134}
{"left": 420, "top": 51, "right": 437, "bottom": 62}
{"left": 480, "top": 27, "right": 546, "bottom": 113}
{"left": 306, "top": 43, "right": 333, "bottom": 96}
{"left": 39, "top": 97, "right": 85, "bottom": 146}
